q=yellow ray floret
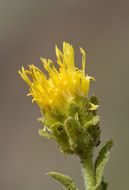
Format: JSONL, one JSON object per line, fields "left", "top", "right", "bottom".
{"left": 19, "top": 42, "right": 94, "bottom": 113}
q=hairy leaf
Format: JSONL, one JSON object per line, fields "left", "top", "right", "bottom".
{"left": 48, "top": 172, "right": 78, "bottom": 190}
{"left": 94, "top": 140, "right": 113, "bottom": 190}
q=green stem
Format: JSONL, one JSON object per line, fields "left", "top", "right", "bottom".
{"left": 80, "top": 151, "right": 96, "bottom": 190}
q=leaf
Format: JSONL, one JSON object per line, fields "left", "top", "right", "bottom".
{"left": 47, "top": 172, "right": 78, "bottom": 190}
{"left": 94, "top": 140, "right": 113, "bottom": 190}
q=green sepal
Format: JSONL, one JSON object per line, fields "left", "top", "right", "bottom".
{"left": 47, "top": 172, "right": 78, "bottom": 190}
{"left": 83, "top": 115, "right": 100, "bottom": 147}
{"left": 40, "top": 108, "right": 65, "bottom": 127}
{"left": 84, "top": 115, "right": 100, "bottom": 129}
{"left": 64, "top": 117, "right": 85, "bottom": 153}
{"left": 94, "top": 140, "right": 113, "bottom": 190}
{"left": 50, "top": 122, "right": 72, "bottom": 154}
{"left": 67, "top": 102, "right": 78, "bottom": 117}
{"left": 39, "top": 126, "right": 54, "bottom": 140}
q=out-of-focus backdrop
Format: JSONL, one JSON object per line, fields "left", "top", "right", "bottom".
{"left": 1, "top": 0, "right": 129, "bottom": 190}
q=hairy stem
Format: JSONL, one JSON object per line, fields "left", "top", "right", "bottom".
{"left": 80, "top": 151, "right": 96, "bottom": 190}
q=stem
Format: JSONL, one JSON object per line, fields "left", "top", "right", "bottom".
{"left": 80, "top": 150, "right": 96, "bottom": 190}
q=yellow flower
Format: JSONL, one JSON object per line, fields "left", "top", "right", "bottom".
{"left": 19, "top": 42, "right": 93, "bottom": 114}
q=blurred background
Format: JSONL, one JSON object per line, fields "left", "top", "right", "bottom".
{"left": 1, "top": 0, "right": 129, "bottom": 190}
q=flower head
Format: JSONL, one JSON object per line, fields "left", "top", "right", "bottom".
{"left": 19, "top": 42, "right": 100, "bottom": 155}
{"left": 19, "top": 42, "right": 93, "bottom": 115}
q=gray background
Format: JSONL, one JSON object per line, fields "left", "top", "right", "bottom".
{"left": 1, "top": 0, "right": 129, "bottom": 190}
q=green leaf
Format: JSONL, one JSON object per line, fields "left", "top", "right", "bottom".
{"left": 94, "top": 140, "right": 113, "bottom": 190}
{"left": 47, "top": 172, "right": 78, "bottom": 190}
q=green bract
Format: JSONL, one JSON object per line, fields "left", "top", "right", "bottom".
{"left": 39, "top": 95, "right": 101, "bottom": 156}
